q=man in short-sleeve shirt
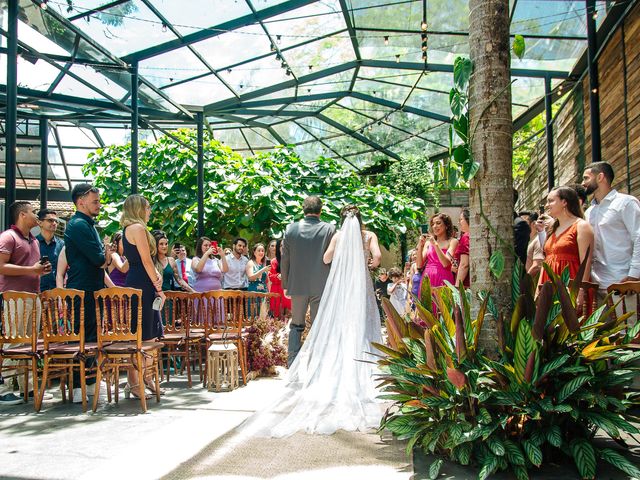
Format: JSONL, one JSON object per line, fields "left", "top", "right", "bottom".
{"left": 0, "top": 201, "right": 52, "bottom": 405}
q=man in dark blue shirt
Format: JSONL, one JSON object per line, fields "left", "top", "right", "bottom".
{"left": 36, "top": 208, "right": 64, "bottom": 292}
{"left": 64, "top": 184, "right": 112, "bottom": 403}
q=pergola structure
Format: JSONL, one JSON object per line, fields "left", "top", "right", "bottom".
{"left": 1, "top": 0, "right": 632, "bottom": 228}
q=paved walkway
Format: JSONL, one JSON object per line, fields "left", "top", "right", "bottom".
{"left": 0, "top": 370, "right": 411, "bottom": 480}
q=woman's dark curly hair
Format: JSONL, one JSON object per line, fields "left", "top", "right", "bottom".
{"left": 430, "top": 213, "right": 454, "bottom": 240}
{"left": 340, "top": 204, "right": 363, "bottom": 229}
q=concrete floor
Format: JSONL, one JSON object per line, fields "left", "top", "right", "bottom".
{"left": 0, "top": 370, "right": 411, "bottom": 480}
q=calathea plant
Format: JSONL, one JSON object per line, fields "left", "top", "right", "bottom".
{"left": 376, "top": 258, "right": 640, "bottom": 480}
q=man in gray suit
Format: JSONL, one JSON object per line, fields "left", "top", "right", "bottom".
{"left": 281, "top": 196, "right": 336, "bottom": 367}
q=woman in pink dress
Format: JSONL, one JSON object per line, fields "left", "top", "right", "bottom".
{"left": 416, "top": 213, "right": 459, "bottom": 301}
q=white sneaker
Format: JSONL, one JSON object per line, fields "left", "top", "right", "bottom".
{"left": 72, "top": 388, "right": 87, "bottom": 404}
{"left": 87, "top": 381, "right": 110, "bottom": 397}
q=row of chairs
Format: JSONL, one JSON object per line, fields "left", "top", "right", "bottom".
{"left": 0, "top": 287, "right": 275, "bottom": 413}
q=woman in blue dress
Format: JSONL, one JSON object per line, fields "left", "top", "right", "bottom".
{"left": 246, "top": 243, "right": 270, "bottom": 318}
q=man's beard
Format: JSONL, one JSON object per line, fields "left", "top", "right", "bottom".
{"left": 584, "top": 182, "right": 597, "bottom": 195}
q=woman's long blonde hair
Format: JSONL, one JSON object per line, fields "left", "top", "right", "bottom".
{"left": 120, "top": 194, "right": 156, "bottom": 256}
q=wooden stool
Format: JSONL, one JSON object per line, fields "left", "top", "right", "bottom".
{"left": 207, "top": 343, "right": 239, "bottom": 392}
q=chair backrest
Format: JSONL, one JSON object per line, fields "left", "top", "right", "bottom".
{"left": 607, "top": 281, "right": 640, "bottom": 325}
{"left": 40, "top": 288, "right": 85, "bottom": 348}
{"left": 0, "top": 290, "right": 39, "bottom": 348}
{"left": 162, "top": 291, "right": 198, "bottom": 334}
{"left": 94, "top": 287, "right": 142, "bottom": 348}
{"left": 202, "top": 290, "right": 245, "bottom": 338}
{"left": 242, "top": 292, "right": 271, "bottom": 326}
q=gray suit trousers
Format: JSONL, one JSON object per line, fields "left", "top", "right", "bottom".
{"left": 287, "top": 294, "right": 321, "bottom": 367}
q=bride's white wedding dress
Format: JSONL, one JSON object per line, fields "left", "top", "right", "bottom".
{"left": 240, "top": 214, "right": 383, "bottom": 437}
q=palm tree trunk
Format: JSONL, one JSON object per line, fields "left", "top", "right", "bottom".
{"left": 468, "top": 0, "right": 513, "bottom": 357}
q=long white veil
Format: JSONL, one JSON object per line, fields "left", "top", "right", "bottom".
{"left": 240, "top": 214, "right": 382, "bottom": 437}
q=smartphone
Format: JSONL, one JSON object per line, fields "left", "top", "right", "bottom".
{"left": 211, "top": 240, "right": 219, "bottom": 254}
{"left": 152, "top": 296, "right": 162, "bottom": 311}
{"left": 40, "top": 255, "right": 49, "bottom": 265}
{"left": 266, "top": 258, "right": 271, "bottom": 266}
{"left": 419, "top": 224, "right": 429, "bottom": 235}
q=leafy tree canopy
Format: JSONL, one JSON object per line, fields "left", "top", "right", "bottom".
{"left": 83, "top": 129, "right": 424, "bottom": 248}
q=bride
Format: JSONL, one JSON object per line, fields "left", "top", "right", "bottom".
{"left": 241, "top": 205, "right": 383, "bottom": 437}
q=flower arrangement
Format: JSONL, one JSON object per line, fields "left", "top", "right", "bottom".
{"left": 245, "top": 314, "right": 288, "bottom": 375}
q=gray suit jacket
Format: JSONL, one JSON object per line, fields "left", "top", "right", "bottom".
{"left": 281, "top": 216, "right": 336, "bottom": 297}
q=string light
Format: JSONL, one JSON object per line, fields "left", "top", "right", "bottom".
{"left": 308, "top": 65, "right": 313, "bottom": 72}
{"left": 270, "top": 44, "right": 276, "bottom": 52}
{"left": 162, "top": 23, "right": 168, "bottom": 33}
{"left": 40, "top": 0, "right": 48, "bottom": 10}
{"left": 28, "top": 147, "right": 33, "bottom": 152}
{"left": 384, "top": 36, "right": 389, "bottom": 46}
{"left": 421, "top": 20, "right": 427, "bottom": 31}
{"left": 285, "top": 68, "right": 291, "bottom": 76}
{"left": 591, "top": 88, "right": 597, "bottom": 94}
{"left": 227, "top": 68, "right": 232, "bottom": 74}
{"left": 592, "top": 11, "right": 598, "bottom": 20}
{"left": 276, "top": 35, "right": 282, "bottom": 44}
{"left": 395, "top": 54, "right": 400, "bottom": 63}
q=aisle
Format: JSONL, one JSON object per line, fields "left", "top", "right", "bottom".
{"left": 0, "top": 370, "right": 410, "bottom": 480}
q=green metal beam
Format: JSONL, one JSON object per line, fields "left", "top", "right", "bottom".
{"left": 294, "top": 120, "right": 360, "bottom": 170}
{"left": 338, "top": 0, "right": 361, "bottom": 61}
{"left": 317, "top": 113, "right": 401, "bottom": 161}
{"left": 350, "top": 91, "right": 450, "bottom": 123}
{"left": 121, "top": 0, "right": 319, "bottom": 62}
{"left": 215, "top": 91, "right": 349, "bottom": 111}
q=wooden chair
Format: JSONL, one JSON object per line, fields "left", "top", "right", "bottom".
{"left": 159, "top": 291, "right": 198, "bottom": 387}
{"left": 93, "top": 287, "right": 164, "bottom": 413}
{"left": 0, "top": 291, "right": 41, "bottom": 407}
{"left": 202, "top": 290, "right": 247, "bottom": 386}
{"left": 39, "top": 288, "right": 96, "bottom": 412}
{"left": 607, "top": 281, "right": 640, "bottom": 331}
{"left": 187, "top": 293, "right": 207, "bottom": 382}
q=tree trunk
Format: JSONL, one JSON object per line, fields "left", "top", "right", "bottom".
{"left": 468, "top": 0, "right": 513, "bottom": 357}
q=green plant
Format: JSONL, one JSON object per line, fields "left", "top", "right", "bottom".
{"left": 83, "top": 129, "right": 423, "bottom": 247}
{"left": 376, "top": 262, "right": 640, "bottom": 480}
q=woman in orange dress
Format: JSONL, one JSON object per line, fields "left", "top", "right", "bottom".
{"left": 538, "top": 186, "right": 594, "bottom": 314}
{"left": 268, "top": 239, "right": 291, "bottom": 319}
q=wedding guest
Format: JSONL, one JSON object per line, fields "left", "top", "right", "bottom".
{"left": 57, "top": 246, "right": 115, "bottom": 289}
{"left": 407, "top": 249, "right": 421, "bottom": 306}
{"left": 374, "top": 268, "right": 391, "bottom": 315}
{"left": 453, "top": 207, "right": 470, "bottom": 288}
{"left": 121, "top": 195, "right": 165, "bottom": 397}
{"left": 192, "top": 236, "right": 228, "bottom": 292}
{"left": 247, "top": 243, "right": 270, "bottom": 293}
{"left": 223, "top": 237, "right": 248, "bottom": 290}
{"left": 153, "top": 232, "right": 193, "bottom": 293}
{"left": 538, "top": 186, "right": 594, "bottom": 313}
{"left": 268, "top": 239, "right": 290, "bottom": 318}
{"left": 36, "top": 208, "right": 64, "bottom": 292}
{"left": 267, "top": 239, "right": 277, "bottom": 263}
{"left": 107, "top": 232, "right": 128, "bottom": 287}
{"left": 387, "top": 267, "right": 408, "bottom": 315}
{"left": 525, "top": 212, "right": 545, "bottom": 278}
{"left": 172, "top": 243, "right": 193, "bottom": 287}
{"left": 65, "top": 184, "right": 112, "bottom": 402}
{"left": 571, "top": 183, "right": 588, "bottom": 210}
{"left": 582, "top": 161, "right": 640, "bottom": 298}
{"left": 416, "top": 213, "right": 458, "bottom": 297}
{"left": 514, "top": 190, "right": 531, "bottom": 266}
{"left": 0, "top": 201, "right": 51, "bottom": 405}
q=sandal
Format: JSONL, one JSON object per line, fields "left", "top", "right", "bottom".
{"left": 144, "top": 380, "right": 166, "bottom": 396}
{"left": 124, "top": 383, "right": 151, "bottom": 400}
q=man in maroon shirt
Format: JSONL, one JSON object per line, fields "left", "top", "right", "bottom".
{"left": 0, "top": 201, "right": 51, "bottom": 405}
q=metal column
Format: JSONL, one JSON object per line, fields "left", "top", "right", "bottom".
{"left": 131, "top": 61, "right": 139, "bottom": 194}
{"left": 5, "top": 0, "right": 18, "bottom": 228}
{"left": 586, "top": 0, "right": 601, "bottom": 164}
{"left": 197, "top": 112, "right": 204, "bottom": 238}
{"left": 40, "top": 118, "right": 49, "bottom": 209}
{"left": 544, "top": 77, "right": 555, "bottom": 191}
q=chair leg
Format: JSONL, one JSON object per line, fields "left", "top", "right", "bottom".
{"left": 238, "top": 341, "right": 247, "bottom": 385}
{"left": 80, "top": 360, "right": 87, "bottom": 413}
{"left": 136, "top": 352, "right": 147, "bottom": 413}
{"left": 37, "top": 357, "right": 49, "bottom": 412}
{"left": 31, "top": 361, "right": 40, "bottom": 411}
{"left": 92, "top": 355, "right": 103, "bottom": 412}
{"left": 114, "top": 366, "right": 120, "bottom": 404}
{"left": 185, "top": 342, "right": 192, "bottom": 388}
{"left": 23, "top": 367, "right": 28, "bottom": 403}
{"left": 154, "top": 352, "right": 161, "bottom": 403}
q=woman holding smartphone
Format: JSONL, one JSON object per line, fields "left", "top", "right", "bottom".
{"left": 416, "top": 213, "right": 458, "bottom": 300}
{"left": 192, "top": 236, "right": 228, "bottom": 292}
{"left": 121, "top": 194, "right": 165, "bottom": 397}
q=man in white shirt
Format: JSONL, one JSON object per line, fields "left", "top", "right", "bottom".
{"left": 582, "top": 162, "right": 640, "bottom": 301}
{"left": 223, "top": 237, "right": 248, "bottom": 290}
{"left": 173, "top": 243, "right": 194, "bottom": 288}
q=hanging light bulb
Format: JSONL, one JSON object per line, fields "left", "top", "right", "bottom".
{"left": 395, "top": 54, "right": 400, "bottom": 63}
{"left": 28, "top": 146, "right": 33, "bottom": 152}
{"left": 227, "top": 68, "right": 232, "bottom": 74}
{"left": 239, "top": 83, "right": 244, "bottom": 89}
{"left": 308, "top": 65, "right": 313, "bottom": 72}
{"left": 422, "top": 52, "right": 427, "bottom": 61}
{"left": 276, "top": 35, "right": 282, "bottom": 44}
{"left": 276, "top": 53, "right": 282, "bottom": 62}
{"left": 15, "top": 147, "right": 20, "bottom": 153}
{"left": 307, "top": 88, "right": 311, "bottom": 93}
{"left": 592, "top": 10, "right": 598, "bottom": 20}
{"left": 384, "top": 36, "right": 389, "bottom": 46}
{"left": 281, "top": 61, "right": 287, "bottom": 69}
{"left": 40, "top": 0, "right": 48, "bottom": 10}
{"left": 421, "top": 19, "right": 427, "bottom": 31}
{"left": 270, "top": 43, "right": 276, "bottom": 52}
{"left": 285, "top": 68, "right": 291, "bottom": 76}
{"left": 422, "top": 42, "right": 427, "bottom": 52}
{"left": 162, "top": 23, "right": 168, "bottom": 33}
{"left": 169, "top": 77, "right": 174, "bottom": 82}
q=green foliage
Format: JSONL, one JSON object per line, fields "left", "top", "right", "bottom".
{"left": 447, "top": 57, "right": 479, "bottom": 187}
{"left": 377, "top": 259, "right": 640, "bottom": 480}
{"left": 82, "top": 129, "right": 423, "bottom": 247}
{"left": 376, "top": 155, "right": 441, "bottom": 207}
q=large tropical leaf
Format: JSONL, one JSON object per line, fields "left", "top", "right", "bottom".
{"left": 514, "top": 320, "right": 535, "bottom": 383}
{"left": 599, "top": 448, "right": 640, "bottom": 479}
{"left": 557, "top": 374, "right": 592, "bottom": 403}
{"left": 533, "top": 282, "right": 554, "bottom": 341}
{"left": 570, "top": 438, "right": 596, "bottom": 480}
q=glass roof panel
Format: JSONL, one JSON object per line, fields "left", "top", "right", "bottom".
{"left": 357, "top": 31, "right": 420, "bottom": 63}
{"left": 192, "top": 24, "right": 272, "bottom": 71}
{"left": 214, "top": 129, "right": 249, "bottom": 150}
{"left": 424, "top": 34, "right": 470, "bottom": 64}
{"left": 285, "top": 33, "right": 355, "bottom": 78}
{"left": 217, "top": 55, "right": 290, "bottom": 94}
{"left": 351, "top": 0, "right": 422, "bottom": 31}
{"left": 55, "top": 126, "right": 101, "bottom": 148}
{"left": 353, "top": 78, "right": 414, "bottom": 105}
{"left": 336, "top": 97, "right": 394, "bottom": 118}
{"left": 66, "top": 64, "right": 128, "bottom": 99}
{"left": 96, "top": 127, "right": 131, "bottom": 146}
{"left": 70, "top": 0, "right": 177, "bottom": 57}
{"left": 241, "top": 128, "right": 279, "bottom": 148}
{"left": 152, "top": 0, "right": 253, "bottom": 37}
{"left": 11, "top": 54, "right": 59, "bottom": 91}
{"left": 296, "top": 118, "right": 343, "bottom": 137}
{"left": 264, "top": 0, "right": 346, "bottom": 49}
{"left": 511, "top": 0, "right": 606, "bottom": 37}
{"left": 511, "top": 76, "right": 544, "bottom": 108}
{"left": 162, "top": 76, "right": 234, "bottom": 106}
{"left": 427, "top": 0, "right": 470, "bottom": 32}
{"left": 293, "top": 139, "right": 326, "bottom": 161}
{"left": 16, "top": 17, "right": 69, "bottom": 56}
{"left": 322, "top": 105, "right": 371, "bottom": 131}
{"left": 51, "top": 0, "right": 126, "bottom": 17}
{"left": 140, "top": 47, "right": 210, "bottom": 88}
{"left": 303, "top": 70, "right": 354, "bottom": 94}
{"left": 53, "top": 69, "right": 114, "bottom": 100}
{"left": 272, "top": 121, "right": 315, "bottom": 144}
{"left": 406, "top": 87, "right": 451, "bottom": 117}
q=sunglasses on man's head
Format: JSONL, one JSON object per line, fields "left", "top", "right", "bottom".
{"left": 78, "top": 186, "right": 99, "bottom": 198}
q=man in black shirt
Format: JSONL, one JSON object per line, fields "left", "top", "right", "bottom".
{"left": 374, "top": 268, "right": 391, "bottom": 317}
